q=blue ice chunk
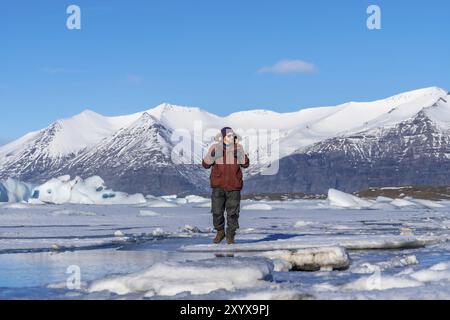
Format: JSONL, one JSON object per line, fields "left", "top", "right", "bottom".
{"left": 0, "top": 182, "right": 8, "bottom": 202}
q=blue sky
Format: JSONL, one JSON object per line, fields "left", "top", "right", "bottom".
{"left": 1, "top": 0, "right": 449, "bottom": 142}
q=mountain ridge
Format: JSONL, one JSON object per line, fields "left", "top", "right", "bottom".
{"left": 1, "top": 86, "right": 449, "bottom": 195}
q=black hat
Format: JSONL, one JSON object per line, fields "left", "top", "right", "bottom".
{"left": 221, "top": 127, "right": 234, "bottom": 138}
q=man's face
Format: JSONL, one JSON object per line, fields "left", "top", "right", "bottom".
{"left": 223, "top": 133, "right": 234, "bottom": 145}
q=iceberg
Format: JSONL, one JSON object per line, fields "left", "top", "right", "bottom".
{"left": 0, "top": 178, "right": 33, "bottom": 203}
{"left": 327, "top": 189, "right": 373, "bottom": 209}
{"left": 31, "top": 175, "right": 146, "bottom": 205}
{"left": 326, "top": 189, "right": 444, "bottom": 211}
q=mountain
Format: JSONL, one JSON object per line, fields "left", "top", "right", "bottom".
{"left": 0, "top": 87, "right": 449, "bottom": 195}
{"left": 62, "top": 112, "right": 209, "bottom": 195}
{"left": 245, "top": 88, "right": 450, "bottom": 194}
{"left": 0, "top": 110, "right": 141, "bottom": 184}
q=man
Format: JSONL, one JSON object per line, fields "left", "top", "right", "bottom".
{"left": 202, "top": 127, "right": 250, "bottom": 244}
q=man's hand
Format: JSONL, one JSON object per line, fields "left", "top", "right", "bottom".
{"left": 202, "top": 144, "right": 222, "bottom": 168}
{"left": 234, "top": 144, "right": 249, "bottom": 166}
{"left": 211, "top": 145, "right": 223, "bottom": 160}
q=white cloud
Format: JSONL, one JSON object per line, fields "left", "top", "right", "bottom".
{"left": 259, "top": 59, "right": 316, "bottom": 75}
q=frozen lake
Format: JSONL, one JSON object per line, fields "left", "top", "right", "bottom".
{"left": 0, "top": 194, "right": 450, "bottom": 299}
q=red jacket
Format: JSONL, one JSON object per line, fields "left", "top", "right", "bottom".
{"left": 202, "top": 143, "right": 250, "bottom": 191}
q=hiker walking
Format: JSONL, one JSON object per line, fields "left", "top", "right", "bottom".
{"left": 202, "top": 127, "right": 250, "bottom": 244}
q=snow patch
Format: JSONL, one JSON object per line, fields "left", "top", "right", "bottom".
{"left": 242, "top": 203, "right": 273, "bottom": 211}
{"left": 0, "top": 203, "right": 31, "bottom": 209}
{"left": 180, "top": 225, "right": 207, "bottom": 234}
{"left": 114, "top": 230, "right": 125, "bottom": 237}
{"left": 411, "top": 262, "right": 450, "bottom": 283}
{"left": 138, "top": 210, "right": 160, "bottom": 217}
{"left": 148, "top": 228, "right": 168, "bottom": 237}
{"left": 141, "top": 199, "right": 178, "bottom": 208}
{"left": 390, "top": 198, "right": 418, "bottom": 208}
{"left": 184, "top": 195, "right": 209, "bottom": 203}
{"left": 51, "top": 209, "right": 97, "bottom": 216}
{"left": 352, "top": 255, "right": 418, "bottom": 274}
{"left": 342, "top": 274, "right": 422, "bottom": 291}
{"left": 294, "top": 220, "right": 314, "bottom": 228}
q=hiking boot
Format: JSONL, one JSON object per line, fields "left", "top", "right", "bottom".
{"left": 213, "top": 230, "right": 226, "bottom": 244}
{"left": 226, "top": 232, "right": 235, "bottom": 245}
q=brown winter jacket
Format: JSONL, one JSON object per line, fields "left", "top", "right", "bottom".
{"left": 202, "top": 143, "right": 250, "bottom": 191}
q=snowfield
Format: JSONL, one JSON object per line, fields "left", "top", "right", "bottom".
{"left": 0, "top": 188, "right": 450, "bottom": 300}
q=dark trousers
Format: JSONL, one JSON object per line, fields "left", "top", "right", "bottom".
{"left": 211, "top": 188, "right": 241, "bottom": 235}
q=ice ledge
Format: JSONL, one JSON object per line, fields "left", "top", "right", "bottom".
{"left": 179, "top": 235, "right": 448, "bottom": 253}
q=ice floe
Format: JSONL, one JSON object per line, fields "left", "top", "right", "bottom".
{"left": 327, "top": 189, "right": 373, "bottom": 209}
{"left": 410, "top": 262, "right": 450, "bottom": 282}
{"left": 316, "top": 261, "right": 450, "bottom": 296}
{"left": 114, "top": 230, "right": 125, "bottom": 237}
{"left": 352, "top": 255, "right": 418, "bottom": 274}
{"left": 88, "top": 257, "right": 274, "bottom": 296}
{"left": 326, "top": 189, "right": 445, "bottom": 211}
{"left": 139, "top": 199, "right": 178, "bottom": 208}
{"left": 259, "top": 246, "right": 350, "bottom": 272}
{"left": 342, "top": 274, "right": 423, "bottom": 291}
{"left": 180, "top": 235, "right": 446, "bottom": 253}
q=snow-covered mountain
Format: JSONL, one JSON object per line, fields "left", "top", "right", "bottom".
{"left": 246, "top": 87, "right": 450, "bottom": 194}
{"left": 1, "top": 87, "right": 449, "bottom": 195}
